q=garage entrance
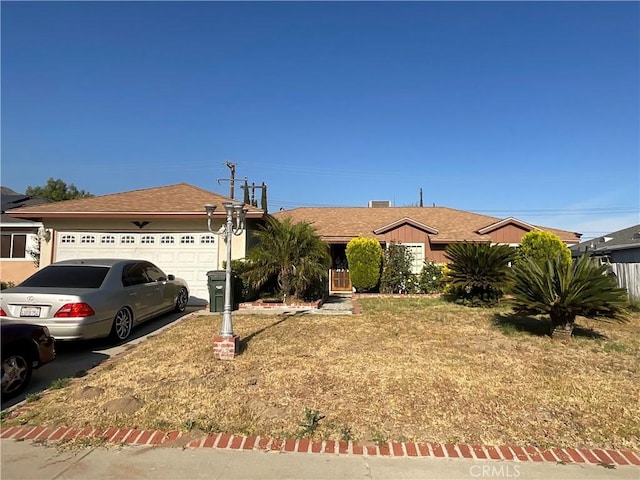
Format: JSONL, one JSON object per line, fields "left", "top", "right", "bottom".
{"left": 54, "top": 231, "right": 219, "bottom": 304}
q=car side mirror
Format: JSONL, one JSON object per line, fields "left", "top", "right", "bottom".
{"left": 168, "top": 274, "right": 175, "bottom": 281}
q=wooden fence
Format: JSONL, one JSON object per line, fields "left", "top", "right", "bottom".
{"left": 611, "top": 263, "right": 640, "bottom": 300}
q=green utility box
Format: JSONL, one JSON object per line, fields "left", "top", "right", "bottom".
{"left": 207, "top": 270, "right": 228, "bottom": 313}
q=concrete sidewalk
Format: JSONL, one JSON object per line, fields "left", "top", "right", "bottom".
{"left": 2, "top": 439, "right": 638, "bottom": 480}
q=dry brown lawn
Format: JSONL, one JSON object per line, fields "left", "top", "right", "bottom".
{"left": 6, "top": 298, "right": 640, "bottom": 450}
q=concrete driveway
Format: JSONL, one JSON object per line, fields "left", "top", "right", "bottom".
{"left": 1, "top": 306, "right": 204, "bottom": 411}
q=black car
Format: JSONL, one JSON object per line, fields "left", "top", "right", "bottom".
{"left": 1, "top": 321, "right": 55, "bottom": 399}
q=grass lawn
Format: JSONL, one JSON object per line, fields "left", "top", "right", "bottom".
{"left": 5, "top": 298, "right": 640, "bottom": 450}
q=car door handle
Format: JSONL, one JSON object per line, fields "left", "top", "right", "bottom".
{"left": 130, "top": 292, "right": 137, "bottom": 296}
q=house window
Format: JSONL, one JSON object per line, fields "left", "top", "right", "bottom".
{"left": 81, "top": 235, "right": 96, "bottom": 244}
{"left": 141, "top": 235, "right": 155, "bottom": 244}
{"left": 180, "top": 235, "right": 195, "bottom": 244}
{"left": 200, "top": 235, "right": 215, "bottom": 244}
{"left": 160, "top": 235, "right": 175, "bottom": 244}
{"left": 101, "top": 235, "right": 115, "bottom": 244}
{"left": 121, "top": 235, "right": 136, "bottom": 244}
{"left": 61, "top": 235, "right": 76, "bottom": 244}
{"left": 1, "top": 234, "right": 27, "bottom": 259}
{"left": 401, "top": 243, "right": 425, "bottom": 275}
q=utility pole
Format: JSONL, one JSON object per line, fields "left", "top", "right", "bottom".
{"left": 226, "top": 161, "right": 236, "bottom": 199}
{"left": 217, "top": 161, "right": 237, "bottom": 199}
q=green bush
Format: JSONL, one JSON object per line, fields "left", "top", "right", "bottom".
{"left": 346, "top": 237, "right": 383, "bottom": 292}
{"left": 380, "top": 243, "right": 414, "bottom": 293}
{"left": 518, "top": 230, "right": 571, "bottom": 267}
{"left": 445, "top": 242, "right": 516, "bottom": 307}
{"left": 418, "top": 262, "right": 445, "bottom": 293}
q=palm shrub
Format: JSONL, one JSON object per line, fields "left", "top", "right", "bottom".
{"left": 511, "top": 255, "right": 628, "bottom": 338}
{"left": 345, "top": 236, "right": 383, "bottom": 292}
{"left": 380, "top": 243, "right": 414, "bottom": 293}
{"left": 445, "top": 242, "right": 516, "bottom": 306}
{"left": 243, "top": 217, "right": 331, "bottom": 300}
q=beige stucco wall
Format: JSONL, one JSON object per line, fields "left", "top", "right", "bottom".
{"left": 0, "top": 261, "right": 38, "bottom": 284}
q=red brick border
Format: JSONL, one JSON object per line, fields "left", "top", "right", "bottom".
{"left": 2, "top": 425, "right": 638, "bottom": 467}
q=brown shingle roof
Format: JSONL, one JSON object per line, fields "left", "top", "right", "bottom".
{"left": 272, "top": 206, "right": 580, "bottom": 244}
{"left": 5, "top": 183, "right": 264, "bottom": 219}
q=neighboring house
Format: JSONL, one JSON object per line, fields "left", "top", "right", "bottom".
{"left": 1, "top": 187, "right": 51, "bottom": 284}
{"left": 570, "top": 224, "right": 640, "bottom": 263}
{"left": 5, "top": 183, "right": 266, "bottom": 304}
{"left": 273, "top": 203, "right": 581, "bottom": 293}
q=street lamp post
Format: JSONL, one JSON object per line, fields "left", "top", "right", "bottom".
{"left": 204, "top": 201, "right": 247, "bottom": 359}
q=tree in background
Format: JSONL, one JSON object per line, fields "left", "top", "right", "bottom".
{"left": 511, "top": 255, "right": 628, "bottom": 339}
{"left": 518, "top": 230, "right": 571, "bottom": 267}
{"left": 345, "top": 236, "right": 383, "bottom": 292}
{"left": 26, "top": 178, "right": 92, "bottom": 201}
{"left": 445, "top": 242, "right": 516, "bottom": 306}
{"left": 380, "top": 242, "right": 414, "bottom": 294}
{"left": 260, "top": 182, "right": 268, "bottom": 213}
{"left": 244, "top": 217, "right": 330, "bottom": 300}
{"left": 243, "top": 179, "right": 250, "bottom": 204}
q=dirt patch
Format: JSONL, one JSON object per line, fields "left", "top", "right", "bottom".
{"left": 102, "top": 397, "right": 144, "bottom": 415}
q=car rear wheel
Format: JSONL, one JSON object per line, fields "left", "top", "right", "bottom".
{"left": 1, "top": 350, "right": 33, "bottom": 399}
{"left": 174, "top": 287, "right": 188, "bottom": 313}
{"left": 110, "top": 308, "right": 133, "bottom": 342}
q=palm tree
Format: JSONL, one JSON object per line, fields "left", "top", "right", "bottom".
{"left": 445, "top": 242, "right": 516, "bottom": 306}
{"left": 511, "top": 255, "right": 628, "bottom": 338}
{"left": 243, "top": 216, "right": 331, "bottom": 300}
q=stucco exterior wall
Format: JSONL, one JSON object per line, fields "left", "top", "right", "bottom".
{"left": 0, "top": 261, "right": 38, "bottom": 284}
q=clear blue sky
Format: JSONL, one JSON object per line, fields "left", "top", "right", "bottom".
{"left": 2, "top": 1, "right": 638, "bottom": 240}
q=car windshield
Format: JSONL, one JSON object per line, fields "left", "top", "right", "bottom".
{"left": 20, "top": 266, "right": 110, "bottom": 289}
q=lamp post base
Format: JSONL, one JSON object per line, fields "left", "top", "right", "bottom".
{"left": 213, "top": 335, "right": 240, "bottom": 360}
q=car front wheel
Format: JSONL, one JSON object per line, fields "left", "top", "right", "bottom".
{"left": 1, "top": 350, "right": 33, "bottom": 399}
{"left": 110, "top": 308, "right": 133, "bottom": 342}
{"left": 174, "top": 287, "right": 188, "bottom": 313}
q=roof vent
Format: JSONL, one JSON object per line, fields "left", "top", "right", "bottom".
{"left": 368, "top": 200, "right": 391, "bottom": 208}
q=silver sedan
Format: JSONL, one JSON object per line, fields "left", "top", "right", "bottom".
{"left": 0, "top": 259, "right": 189, "bottom": 342}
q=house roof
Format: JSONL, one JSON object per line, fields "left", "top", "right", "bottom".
{"left": 1, "top": 188, "right": 51, "bottom": 225}
{"left": 570, "top": 224, "right": 640, "bottom": 255}
{"left": 272, "top": 206, "right": 580, "bottom": 244}
{"left": 4, "top": 183, "right": 265, "bottom": 220}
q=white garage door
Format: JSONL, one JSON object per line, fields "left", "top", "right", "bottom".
{"left": 55, "top": 232, "right": 219, "bottom": 305}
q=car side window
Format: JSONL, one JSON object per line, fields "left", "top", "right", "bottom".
{"left": 144, "top": 263, "right": 167, "bottom": 282}
{"left": 122, "top": 263, "right": 150, "bottom": 287}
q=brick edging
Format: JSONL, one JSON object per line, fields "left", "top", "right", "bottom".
{"left": 1, "top": 426, "right": 638, "bottom": 467}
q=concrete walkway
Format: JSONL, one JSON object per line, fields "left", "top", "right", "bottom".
{"left": 2, "top": 438, "right": 639, "bottom": 480}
